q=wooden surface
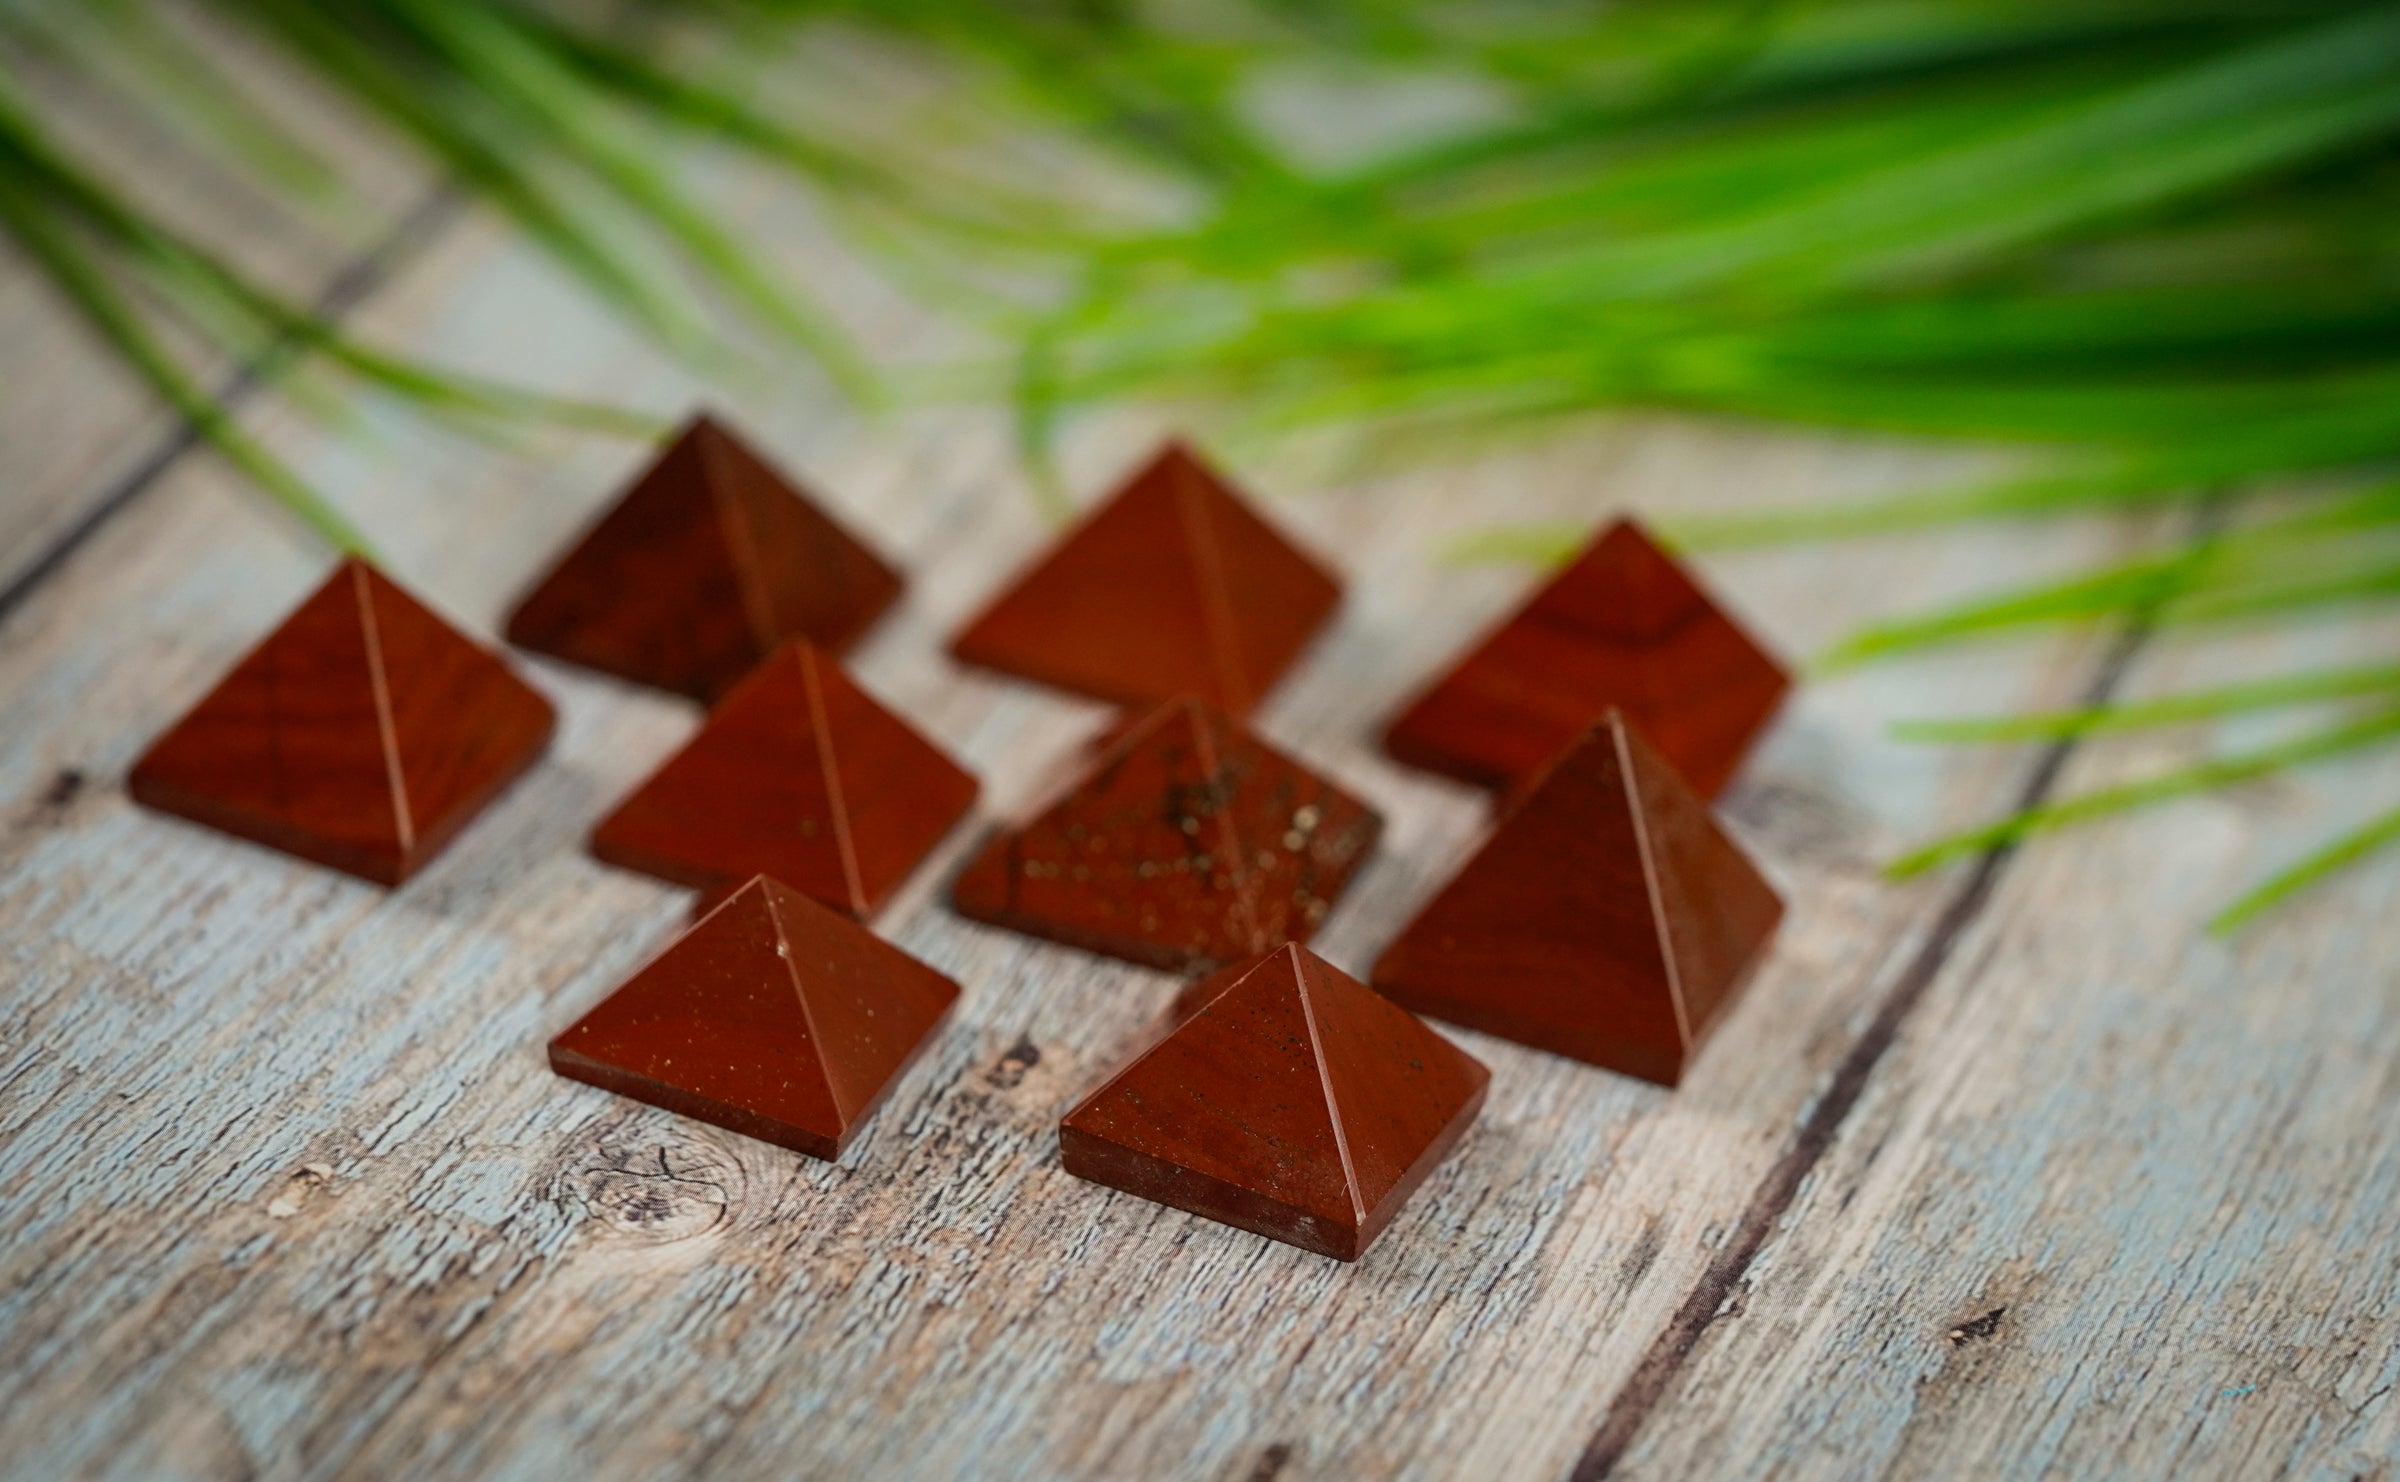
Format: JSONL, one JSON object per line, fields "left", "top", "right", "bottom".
{"left": 0, "top": 15, "right": 434, "bottom": 602}
{"left": 1, "top": 61, "right": 2396, "bottom": 1482}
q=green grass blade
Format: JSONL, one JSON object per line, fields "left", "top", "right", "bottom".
{"left": 0, "top": 74, "right": 658, "bottom": 440}
{"left": 1818, "top": 546, "right": 2215, "bottom": 667}
{"left": 221, "top": 0, "right": 722, "bottom": 361}
{"left": 1886, "top": 705, "right": 2400, "bottom": 877}
{"left": 1894, "top": 662, "right": 2400, "bottom": 742}
{"left": 386, "top": 0, "right": 881, "bottom": 401}
{"left": 0, "top": 173, "right": 370, "bottom": 554}
{"left": 2210, "top": 800, "right": 2400, "bottom": 933}
{"left": 36, "top": 0, "right": 341, "bottom": 198}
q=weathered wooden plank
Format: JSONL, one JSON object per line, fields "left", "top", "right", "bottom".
{"left": 0, "top": 10, "right": 431, "bottom": 594}
{"left": 0, "top": 195, "right": 2136, "bottom": 1482}
{"left": 1605, "top": 603, "right": 2400, "bottom": 1478}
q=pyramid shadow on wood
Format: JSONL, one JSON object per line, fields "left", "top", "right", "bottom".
{"left": 948, "top": 442, "right": 1341, "bottom": 718}
{"left": 129, "top": 558, "right": 554, "bottom": 886}
{"left": 1371, "top": 709, "right": 1784, "bottom": 1087}
{"left": 592, "top": 641, "right": 977, "bottom": 918}
{"left": 506, "top": 413, "right": 902, "bottom": 702}
{"left": 949, "top": 695, "right": 1381, "bottom": 972}
{"left": 1062, "top": 943, "right": 1488, "bottom": 1261}
{"left": 549, "top": 876, "right": 959, "bottom": 1160}
{"left": 1384, "top": 517, "right": 1788, "bottom": 800}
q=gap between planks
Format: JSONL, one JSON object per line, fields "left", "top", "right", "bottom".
{"left": 1, "top": 175, "right": 2172, "bottom": 1482}
{"left": 0, "top": 183, "right": 463, "bottom": 629}
{"left": 1567, "top": 570, "right": 2186, "bottom": 1480}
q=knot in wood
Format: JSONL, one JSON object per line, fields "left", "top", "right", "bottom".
{"left": 563, "top": 1142, "right": 739, "bottom": 1244}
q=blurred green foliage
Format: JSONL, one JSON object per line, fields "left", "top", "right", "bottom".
{"left": 3, "top": 0, "right": 2396, "bottom": 923}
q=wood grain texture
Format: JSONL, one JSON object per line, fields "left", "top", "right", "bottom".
{"left": 0, "top": 9, "right": 433, "bottom": 594}
{"left": 1604, "top": 607, "right": 2400, "bottom": 1482}
{"left": 7, "top": 116, "right": 2380, "bottom": 1482}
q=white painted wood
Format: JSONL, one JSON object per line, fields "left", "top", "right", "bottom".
{"left": 1612, "top": 612, "right": 2400, "bottom": 1481}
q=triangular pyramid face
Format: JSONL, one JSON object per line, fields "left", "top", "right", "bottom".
{"left": 129, "top": 559, "right": 553, "bottom": 885}
{"left": 1061, "top": 944, "right": 1487, "bottom": 1261}
{"left": 592, "top": 642, "right": 977, "bottom": 918}
{"left": 949, "top": 696, "right": 1381, "bottom": 971}
{"left": 948, "top": 443, "right": 1341, "bottom": 717}
{"left": 1384, "top": 517, "right": 1788, "bottom": 800}
{"left": 1618, "top": 723, "right": 1788, "bottom": 1041}
{"left": 1372, "top": 711, "right": 1782, "bottom": 1087}
{"left": 548, "top": 877, "right": 959, "bottom": 1160}
{"left": 506, "top": 414, "right": 901, "bottom": 702}
{"left": 1296, "top": 948, "right": 1491, "bottom": 1242}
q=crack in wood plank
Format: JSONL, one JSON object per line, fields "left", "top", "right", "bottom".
{"left": 1568, "top": 614, "right": 2163, "bottom": 1480}
{"left": 0, "top": 184, "right": 462, "bottom": 627}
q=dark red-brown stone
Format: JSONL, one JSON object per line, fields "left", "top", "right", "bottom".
{"left": 1384, "top": 517, "right": 1787, "bottom": 800}
{"left": 549, "top": 875, "right": 959, "bottom": 1160}
{"left": 948, "top": 442, "right": 1340, "bottom": 718}
{"left": 506, "top": 413, "right": 902, "bottom": 702}
{"left": 949, "top": 695, "right": 1380, "bottom": 972}
{"left": 592, "top": 641, "right": 976, "bottom": 918}
{"left": 1372, "top": 710, "right": 1783, "bottom": 1087}
{"left": 1061, "top": 943, "right": 1488, "bottom": 1261}
{"left": 128, "top": 557, "right": 554, "bottom": 886}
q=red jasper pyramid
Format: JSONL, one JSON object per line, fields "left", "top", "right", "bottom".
{"left": 950, "top": 695, "right": 1381, "bottom": 972}
{"left": 592, "top": 641, "right": 977, "bottom": 918}
{"left": 1385, "top": 517, "right": 1787, "bottom": 800}
{"left": 948, "top": 442, "right": 1340, "bottom": 717}
{"left": 129, "top": 558, "right": 554, "bottom": 885}
{"left": 1372, "top": 710, "right": 1783, "bottom": 1087}
{"left": 1062, "top": 943, "right": 1488, "bottom": 1261}
{"left": 506, "top": 413, "right": 901, "bottom": 702}
{"left": 549, "top": 876, "right": 959, "bottom": 1160}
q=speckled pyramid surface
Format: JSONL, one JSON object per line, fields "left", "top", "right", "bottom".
{"left": 549, "top": 875, "right": 959, "bottom": 1160}
{"left": 950, "top": 695, "right": 1379, "bottom": 972}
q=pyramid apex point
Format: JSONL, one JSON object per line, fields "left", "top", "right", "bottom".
{"left": 699, "top": 873, "right": 777, "bottom": 922}
{"left": 1134, "top": 438, "right": 1229, "bottom": 488}
{"left": 1155, "top": 690, "right": 1221, "bottom": 726}
{"left": 1579, "top": 515, "right": 1677, "bottom": 566}
{"left": 725, "top": 636, "right": 833, "bottom": 701}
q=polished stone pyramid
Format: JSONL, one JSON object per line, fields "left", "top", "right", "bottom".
{"left": 1372, "top": 710, "right": 1783, "bottom": 1087}
{"left": 948, "top": 442, "right": 1340, "bottom": 717}
{"left": 949, "top": 695, "right": 1381, "bottom": 972}
{"left": 592, "top": 640, "right": 976, "bottom": 918}
{"left": 507, "top": 413, "right": 902, "bottom": 702}
{"left": 1062, "top": 943, "right": 1488, "bottom": 1261}
{"left": 1384, "top": 517, "right": 1787, "bottom": 799}
{"left": 549, "top": 876, "right": 959, "bottom": 1160}
{"left": 129, "top": 557, "right": 554, "bottom": 885}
